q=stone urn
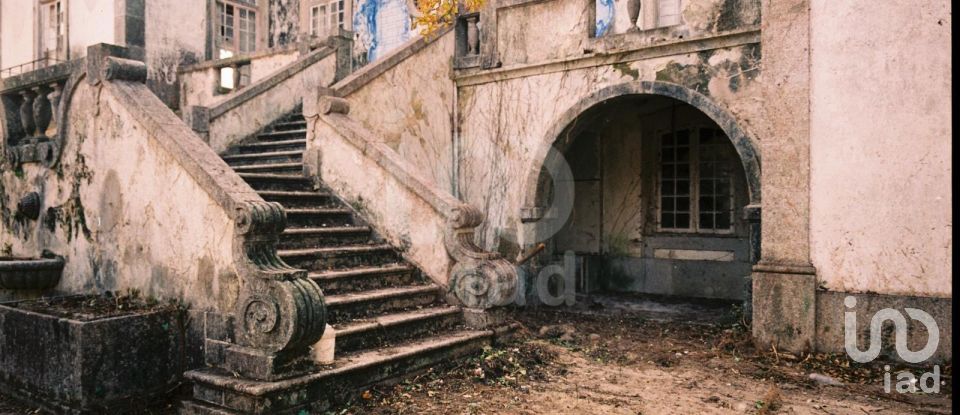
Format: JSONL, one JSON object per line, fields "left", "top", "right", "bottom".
{"left": 0, "top": 253, "right": 65, "bottom": 290}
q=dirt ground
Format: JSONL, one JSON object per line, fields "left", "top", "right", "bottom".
{"left": 343, "top": 306, "right": 952, "bottom": 415}
{"left": 0, "top": 303, "right": 952, "bottom": 414}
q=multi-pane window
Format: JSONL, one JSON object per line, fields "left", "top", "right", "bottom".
{"left": 658, "top": 128, "right": 736, "bottom": 233}
{"left": 659, "top": 129, "right": 692, "bottom": 230}
{"left": 310, "top": 1, "right": 344, "bottom": 37}
{"left": 657, "top": 0, "right": 682, "bottom": 27}
{"left": 217, "top": 1, "right": 257, "bottom": 54}
{"left": 39, "top": 0, "right": 65, "bottom": 60}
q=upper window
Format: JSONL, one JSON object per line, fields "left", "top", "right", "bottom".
{"left": 656, "top": 0, "right": 682, "bottom": 27}
{"left": 310, "top": 0, "right": 344, "bottom": 37}
{"left": 39, "top": 0, "right": 65, "bottom": 61}
{"left": 658, "top": 128, "right": 736, "bottom": 234}
{"left": 217, "top": 0, "right": 257, "bottom": 54}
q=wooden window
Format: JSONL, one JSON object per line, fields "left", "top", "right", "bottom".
{"left": 310, "top": 0, "right": 343, "bottom": 37}
{"left": 39, "top": 0, "right": 65, "bottom": 61}
{"left": 657, "top": 128, "right": 736, "bottom": 233}
{"left": 217, "top": 0, "right": 257, "bottom": 55}
{"left": 656, "top": 0, "right": 682, "bottom": 27}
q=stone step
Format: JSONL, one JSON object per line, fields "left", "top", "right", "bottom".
{"left": 233, "top": 139, "right": 306, "bottom": 154}
{"left": 270, "top": 120, "right": 308, "bottom": 131}
{"left": 333, "top": 306, "right": 463, "bottom": 354}
{"left": 183, "top": 330, "right": 493, "bottom": 414}
{"left": 324, "top": 285, "right": 440, "bottom": 321}
{"left": 285, "top": 208, "right": 356, "bottom": 228}
{"left": 239, "top": 173, "right": 314, "bottom": 191}
{"left": 258, "top": 190, "right": 334, "bottom": 207}
{"left": 309, "top": 263, "right": 418, "bottom": 294}
{"left": 257, "top": 129, "right": 308, "bottom": 141}
{"left": 277, "top": 244, "right": 398, "bottom": 270}
{"left": 278, "top": 226, "right": 373, "bottom": 249}
{"left": 222, "top": 149, "right": 303, "bottom": 166}
{"left": 231, "top": 162, "right": 303, "bottom": 174}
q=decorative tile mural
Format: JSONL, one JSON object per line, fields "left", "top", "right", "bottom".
{"left": 352, "top": 0, "right": 413, "bottom": 67}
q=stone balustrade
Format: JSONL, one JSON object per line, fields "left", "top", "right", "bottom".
{"left": 0, "top": 60, "right": 82, "bottom": 168}
{"left": 455, "top": 12, "right": 482, "bottom": 68}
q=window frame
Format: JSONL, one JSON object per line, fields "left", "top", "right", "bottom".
{"left": 216, "top": 0, "right": 259, "bottom": 55}
{"left": 655, "top": 126, "right": 737, "bottom": 235}
{"left": 309, "top": 0, "right": 344, "bottom": 38}
{"left": 38, "top": 0, "right": 66, "bottom": 61}
{"left": 655, "top": 0, "right": 683, "bottom": 28}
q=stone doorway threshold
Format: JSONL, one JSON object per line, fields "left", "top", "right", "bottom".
{"left": 563, "top": 291, "right": 742, "bottom": 325}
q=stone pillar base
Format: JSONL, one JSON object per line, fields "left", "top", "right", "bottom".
{"left": 462, "top": 307, "right": 507, "bottom": 329}
{"left": 751, "top": 263, "right": 817, "bottom": 354}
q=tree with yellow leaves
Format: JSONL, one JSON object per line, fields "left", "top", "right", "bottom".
{"left": 410, "top": 0, "right": 485, "bottom": 37}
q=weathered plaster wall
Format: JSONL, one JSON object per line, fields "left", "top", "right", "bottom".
{"left": 0, "top": 1, "right": 38, "bottom": 72}
{"left": 68, "top": 0, "right": 116, "bottom": 59}
{"left": 341, "top": 31, "right": 455, "bottom": 189}
{"left": 144, "top": 0, "right": 206, "bottom": 108}
{"left": 809, "top": 0, "right": 952, "bottom": 297}
{"left": 497, "top": 0, "right": 590, "bottom": 65}
{"left": 179, "top": 48, "right": 301, "bottom": 110}
{"left": 0, "top": 80, "right": 238, "bottom": 311}
{"left": 457, "top": 42, "right": 763, "bottom": 256}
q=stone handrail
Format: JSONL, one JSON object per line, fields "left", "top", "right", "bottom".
{"left": 304, "top": 94, "right": 518, "bottom": 316}
{"left": 85, "top": 44, "right": 325, "bottom": 380}
{"left": 331, "top": 26, "right": 453, "bottom": 97}
{"left": 184, "top": 40, "right": 342, "bottom": 154}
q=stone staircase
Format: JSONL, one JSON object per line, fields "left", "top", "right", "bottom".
{"left": 183, "top": 111, "right": 502, "bottom": 414}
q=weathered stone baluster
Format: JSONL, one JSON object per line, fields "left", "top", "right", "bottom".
{"left": 48, "top": 82, "right": 63, "bottom": 129}
{"left": 627, "top": 0, "right": 642, "bottom": 29}
{"left": 465, "top": 14, "right": 480, "bottom": 56}
{"left": 32, "top": 85, "right": 52, "bottom": 139}
{"left": 18, "top": 90, "right": 37, "bottom": 140}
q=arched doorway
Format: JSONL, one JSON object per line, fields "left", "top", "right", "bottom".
{"left": 523, "top": 81, "right": 760, "bottom": 307}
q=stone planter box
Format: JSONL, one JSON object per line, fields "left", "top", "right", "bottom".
{"left": 0, "top": 295, "right": 187, "bottom": 413}
{"left": 0, "top": 255, "right": 64, "bottom": 290}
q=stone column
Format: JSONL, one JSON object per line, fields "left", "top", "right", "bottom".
{"left": 752, "top": 0, "right": 818, "bottom": 354}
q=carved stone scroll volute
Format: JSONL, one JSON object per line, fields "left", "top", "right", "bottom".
{"left": 225, "top": 201, "right": 327, "bottom": 380}
{"left": 445, "top": 204, "right": 519, "bottom": 311}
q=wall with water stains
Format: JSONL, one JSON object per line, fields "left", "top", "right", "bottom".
{"left": 808, "top": 0, "right": 952, "bottom": 297}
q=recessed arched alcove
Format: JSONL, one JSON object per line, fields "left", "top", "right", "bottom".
{"left": 522, "top": 81, "right": 761, "bottom": 304}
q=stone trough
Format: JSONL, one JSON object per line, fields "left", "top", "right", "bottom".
{"left": 0, "top": 294, "right": 188, "bottom": 414}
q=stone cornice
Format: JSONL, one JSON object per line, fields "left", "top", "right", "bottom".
{"left": 455, "top": 28, "right": 760, "bottom": 87}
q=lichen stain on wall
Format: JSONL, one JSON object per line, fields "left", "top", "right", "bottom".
{"left": 1, "top": 80, "right": 238, "bottom": 310}
{"left": 147, "top": 47, "right": 200, "bottom": 109}
{"left": 269, "top": 0, "right": 300, "bottom": 48}
{"left": 715, "top": 0, "right": 761, "bottom": 32}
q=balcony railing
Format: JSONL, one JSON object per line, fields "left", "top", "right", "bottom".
{"left": 0, "top": 57, "right": 66, "bottom": 79}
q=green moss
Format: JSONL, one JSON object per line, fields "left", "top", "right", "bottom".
{"left": 604, "top": 233, "right": 632, "bottom": 258}
{"left": 613, "top": 62, "right": 640, "bottom": 81}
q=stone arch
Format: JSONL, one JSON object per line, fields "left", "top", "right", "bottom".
{"left": 521, "top": 80, "right": 761, "bottom": 211}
